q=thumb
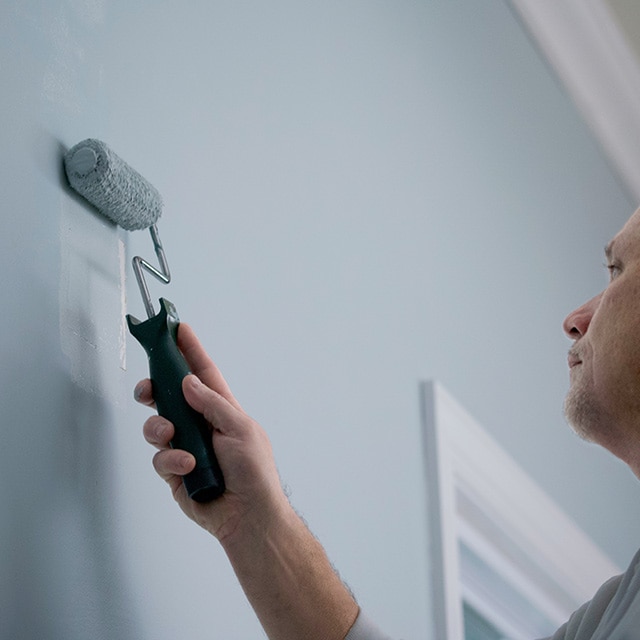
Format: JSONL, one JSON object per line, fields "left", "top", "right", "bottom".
{"left": 182, "top": 374, "right": 247, "bottom": 436}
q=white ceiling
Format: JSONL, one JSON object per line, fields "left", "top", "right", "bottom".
{"left": 511, "top": 0, "right": 640, "bottom": 204}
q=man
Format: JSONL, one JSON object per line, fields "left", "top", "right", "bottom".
{"left": 135, "top": 209, "right": 640, "bottom": 639}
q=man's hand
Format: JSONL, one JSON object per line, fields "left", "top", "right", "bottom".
{"left": 134, "top": 323, "right": 289, "bottom": 543}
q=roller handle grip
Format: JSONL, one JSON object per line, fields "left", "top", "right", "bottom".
{"left": 127, "top": 298, "right": 225, "bottom": 502}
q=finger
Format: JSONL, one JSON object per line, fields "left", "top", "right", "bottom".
{"left": 177, "top": 324, "right": 243, "bottom": 411}
{"left": 152, "top": 448, "right": 196, "bottom": 481}
{"left": 134, "top": 379, "right": 156, "bottom": 408}
{"left": 143, "top": 415, "right": 175, "bottom": 449}
{"left": 183, "top": 374, "right": 251, "bottom": 438}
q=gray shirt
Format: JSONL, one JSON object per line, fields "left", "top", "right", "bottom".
{"left": 345, "top": 611, "right": 395, "bottom": 640}
{"left": 545, "top": 547, "right": 640, "bottom": 640}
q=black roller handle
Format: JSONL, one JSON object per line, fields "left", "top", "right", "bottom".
{"left": 127, "top": 298, "right": 225, "bottom": 502}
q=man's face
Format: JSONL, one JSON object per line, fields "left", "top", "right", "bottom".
{"left": 564, "top": 209, "right": 640, "bottom": 466}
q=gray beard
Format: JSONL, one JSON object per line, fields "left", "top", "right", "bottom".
{"left": 563, "top": 385, "right": 606, "bottom": 442}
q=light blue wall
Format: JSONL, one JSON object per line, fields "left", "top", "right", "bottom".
{"left": 1, "top": 2, "right": 638, "bottom": 639}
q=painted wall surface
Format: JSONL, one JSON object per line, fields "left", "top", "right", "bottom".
{"left": 1, "top": 1, "right": 638, "bottom": 639}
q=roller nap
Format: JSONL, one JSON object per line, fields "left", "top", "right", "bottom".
{"left": 64, "top": 138, "right": 163, "bottom": 231}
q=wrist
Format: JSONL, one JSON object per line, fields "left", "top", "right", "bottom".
{"left": 219, "top": 495, "right": 358, "bottom": 640}
{"left": 217, "top": 489, "right": 296, "bottom": 554}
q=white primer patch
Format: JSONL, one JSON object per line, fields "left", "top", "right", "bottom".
{"left": 59, "top": 197, "right": 127, "bottom": 402}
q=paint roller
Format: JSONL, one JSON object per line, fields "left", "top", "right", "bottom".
{"left": 64, "top": 138, "right": 225, "bottom": 502}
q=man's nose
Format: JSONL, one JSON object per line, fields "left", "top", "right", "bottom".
{"left": 563, "top": 293, "right": 602, "bottom": 339}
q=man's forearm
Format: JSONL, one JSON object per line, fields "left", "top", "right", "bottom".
{"left": 136, "top": 333, "right": 360, "bottom": 640}
{"left": 221, "top": 500, "right": 359, "bottom": 640}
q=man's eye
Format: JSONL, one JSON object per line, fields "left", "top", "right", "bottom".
{"left": 606, "top": 263, "right": 622, "bottom": 280}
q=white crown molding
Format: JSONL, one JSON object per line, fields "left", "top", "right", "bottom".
{"left": 510, "top": 0, "right": 640, "bottom": 204}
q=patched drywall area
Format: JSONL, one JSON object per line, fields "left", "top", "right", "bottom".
{"left": 59, "top": 202, "right": 127, "bottom": 397}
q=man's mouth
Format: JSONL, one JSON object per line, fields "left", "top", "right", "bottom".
{"left": 568, "top": 352, "right": 582, "bottom": 369}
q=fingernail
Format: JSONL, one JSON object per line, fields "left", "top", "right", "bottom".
{"left": 155, "top": 423, "right": 167, "bottom": 440}
{"left": 133, "top": 383, "right": 144, "bottom": 401}
{"left": 188, "top": 375, "right": 202, "bottom": 389}
{"left": 179, "top": 454, "right": 193, "bottom": 473}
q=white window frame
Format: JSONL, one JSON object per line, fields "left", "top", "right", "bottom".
{"left": 420, "top": 381, "right": 620, "bottom": 640}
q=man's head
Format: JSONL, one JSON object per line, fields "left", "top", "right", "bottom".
{"left": 564, "top": 208, "right": 640, "bottom": 474}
